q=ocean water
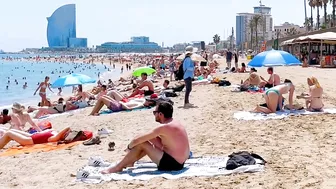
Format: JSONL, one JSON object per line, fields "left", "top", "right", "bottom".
{"left": 0, "top": 54, "right": 122, "bottom": 109}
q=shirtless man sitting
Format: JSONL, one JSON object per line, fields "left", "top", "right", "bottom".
{"left": 259, "top": 67, "right": 280, "bottom": 88}
{"left": 127, "top": 73, "right": 154, "bottom": 98}
{"left": 101, "top": 102, "right": 190, "bottom": 174}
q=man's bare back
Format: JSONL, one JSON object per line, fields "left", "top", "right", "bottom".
{"left": 156, "top": 120, "right": 190, "bottom": 164}
{"left": 269, "top": 73, "right": 280, "bottom": 86}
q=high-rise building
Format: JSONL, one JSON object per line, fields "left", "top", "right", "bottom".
{"left": 47, "top": 4, "right": 87, "bottom": 48}
{"left": 236, "top": 3, "right": 273, "bottom": 49}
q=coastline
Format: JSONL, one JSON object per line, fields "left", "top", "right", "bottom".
{"left": 0, "top": 57, "right": 137, "bottom": 109}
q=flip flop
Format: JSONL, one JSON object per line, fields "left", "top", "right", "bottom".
{"left": 83, "top": 136, "right": 101, "bottom": 145}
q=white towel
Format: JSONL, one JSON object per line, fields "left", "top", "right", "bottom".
{"left": 234, "top": 108, "right": 336, "bottom": 121}
{"left": 75, "top": 156, "right": 264, "bottom": 183}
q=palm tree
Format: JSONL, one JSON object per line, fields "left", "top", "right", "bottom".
{"left": 304, "top": 17, "right": 313, "bottom": 30}
{"left": 213, "top": 34, "right": 220, "bottom": 51}
{"left": 309, "top": 0, "right": 315, "bottom": 30}
{"left": 323, "top": 0, "right": 329, "bottom": 27}
{"left": 331, "top": 0, "right": 336, "bottom": 27}
{"left": 251, "top": 15, "right": 263, "bottom": 51}
{"left": 315, "top": 0, "right": 323, "bottom": 29}
{"left": 247, "top": 19, "right": 254, "bottom": 49}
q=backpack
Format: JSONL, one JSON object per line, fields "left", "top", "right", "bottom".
{"left": 175, "top": 57, "right": 188, "bottom": 81}
{"left": 58, "top": 130, "right": 93, "bottom": 144}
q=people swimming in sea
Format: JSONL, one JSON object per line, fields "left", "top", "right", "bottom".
{"left": 34, "top": 76, "right": 54, "bottom": 106}
{"left": 254, "top": 79, "right": 295, "bottom": 114}
{"left": 23, "top": 82, "right": 28, "bottom": 89}
{"left": 297, "top": 76, "right": 324, "bottom": 112}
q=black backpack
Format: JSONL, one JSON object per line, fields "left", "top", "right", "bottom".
{"left": 175, "top": 57, "right": 188, "bottom": 81}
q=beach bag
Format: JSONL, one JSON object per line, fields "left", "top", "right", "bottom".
{"left": 226, "top": 151, "right": 266, "bottom": 170}
{"left": 172, "top": 84, "right": 185, "bottom": 92}
{"left": 218, "top": 80, "right": 231, "bottom": 87}
{"left": 176, "top": 57, "right": 188, "bottom": 81}
{"left": 163, "top": 91, "right": 178, "bottom": 97}
{"left": 58, "top": 130, "right": 93, "bottom": 144}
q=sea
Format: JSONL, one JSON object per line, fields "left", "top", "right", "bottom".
{"left": 0, "top": 54, "right": 122, "bottom": 109}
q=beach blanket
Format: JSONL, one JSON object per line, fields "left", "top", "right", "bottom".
{"left": 76, "top": 156, "right": 264, "bottom": 183}
{"left": 0, "top": 141, "right": 81, "bottom": 157}
{"left": 234, "top": 108, "right": 336, "bottom": 121}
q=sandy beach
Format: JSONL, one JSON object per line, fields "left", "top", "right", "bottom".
{"left": 2, "top": 59, "right": 336, "bottom": 188}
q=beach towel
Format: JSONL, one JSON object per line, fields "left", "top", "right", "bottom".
{"left": 75, "top": 156, "right": 264, "bottom": 183}
{"left": 0, "top": 141, "right": 81, "bottom": 157}
{"left": 99, "top": 107, "right": 151, "bottom": 115}
{"left": 234, "top": 108, "right": 336, "bottom": 121}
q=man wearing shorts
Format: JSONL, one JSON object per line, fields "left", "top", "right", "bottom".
{"left": 102, "top": 102, "right": 190, "bottom": 174}
{"left": 127, "top": 73, "right": 155, "bottom": 98}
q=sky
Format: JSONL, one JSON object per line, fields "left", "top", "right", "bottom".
{"left": 0, "top": 0, "right": 326, "bottom": 52}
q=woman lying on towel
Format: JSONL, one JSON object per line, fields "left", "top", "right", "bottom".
{"left": 0, "top": 127, "right": 70, "bottom": 149}
{"left": 297, "top": 76, "right": 324, "bottom": 112}
{"left": 254, "top": 79, "right": 295, "bottom": 114}
{"left": 89, "top": 93, "right": 164, "bottom": 116}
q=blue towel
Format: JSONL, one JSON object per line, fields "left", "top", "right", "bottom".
{"left": 99, "top": 107, "right": 151, "bottom": 115}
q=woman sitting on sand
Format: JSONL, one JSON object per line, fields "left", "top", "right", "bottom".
{"left": 237, "top": 63, "right": 247, "bottom": 73}
{"left": 9, "top": 102, "right": 42, "bottom": 132}
{"left": 34, "top": 76, "right": 54, "bottom": 106}
{"left": 297, "top": 76, "right": 324, "bottom": 112}
{"left": 0, "top": 127, "right": 70, "bottom": 149}
{"left": 254, "top": 79, "right": 295, "bottom": 114}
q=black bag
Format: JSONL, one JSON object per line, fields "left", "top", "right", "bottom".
{"left": 163, "top": 91, "right": 178, "bottom": 97}
{"left": 218, "top": 80, "right": 231, "bottom": 86}
{"left": 176, "top": 57, "right": 188, "bottom": 81}
{"left": 226, "top": 151, "right": 266, "bottom": 170}
{"left": 172, "top": 84, "right": 185, "bottom": 92}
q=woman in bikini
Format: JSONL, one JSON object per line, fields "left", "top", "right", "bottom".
{"left": 34, "top": 76, "right": 54, "bottom": 106}
{"left": 9, "top": 102, "right": 42, "bottom": 132}
{"left": 297, "top": 76, "right": 324, "bottom": 112}
{"left": 89, "top": 91, "right": 158, "bottom": 116}
{"left": 254, "top": 79, "right": 295, "bottom": 114}
{"left": 0, "top": 127, "right": 70, "bottom": 149}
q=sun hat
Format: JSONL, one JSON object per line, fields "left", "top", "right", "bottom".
{"left": 12, "top": 102, "right": 25, "bottom": 112}
{"left": 185, "top": 46, "right": 194, "bottom": 55}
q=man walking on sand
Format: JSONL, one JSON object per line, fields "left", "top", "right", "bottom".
{"left": 101, "top": 102, "right": 190, "bottom": 174}
{"left": 183, "top": 46, "right": 195, "bottom": 108}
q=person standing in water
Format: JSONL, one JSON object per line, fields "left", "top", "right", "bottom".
{"left": 34, "top": 76, "right": 54, "bottom": 106}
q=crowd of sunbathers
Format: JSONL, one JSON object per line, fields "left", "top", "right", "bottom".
{"left": 236, "top": 66, "right": 324, "bottom": 114}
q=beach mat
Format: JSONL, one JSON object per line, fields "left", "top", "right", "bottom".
{"left": 76, "top": 156, "right": 264, "bottom": 183}
{"left": 234, "top": 108, "right": 336, "bottom": 121}
{"left": 0, "top": 141, "right": 81, "bottom": 157}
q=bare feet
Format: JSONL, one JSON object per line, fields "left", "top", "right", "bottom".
{"left": 101, "top": 166, "right": 123, "bottom": 174}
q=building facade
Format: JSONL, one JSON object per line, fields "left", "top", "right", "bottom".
{"left": 236, "top": 4, "right": 273, "bottom": 50}
{"left": 273, "top": 22, "right": 306, "bottom": 39}
{"left": 47, "top": 4, "right": 87, "bottom": 48}
{"left": 96, "top": 36, "right": 161, "bottom": 53}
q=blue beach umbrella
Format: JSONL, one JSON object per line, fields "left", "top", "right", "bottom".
{"left": 248, "top": 49, "right": 301, "bottom": 67}
{"left": 51, "top": 73, "right": 96, "bottom": 88}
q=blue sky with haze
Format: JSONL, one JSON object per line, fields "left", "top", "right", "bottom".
{"left": 0, "top": 0, "right": 327, "bottom": 51}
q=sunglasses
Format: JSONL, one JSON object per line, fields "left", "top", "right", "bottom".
{"left": 152, "top": 111, "right": 160, "bottom": 115}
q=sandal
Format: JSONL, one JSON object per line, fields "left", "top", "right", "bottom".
{"left": 83, "top": 136, "right": 101, "bottom": 145}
